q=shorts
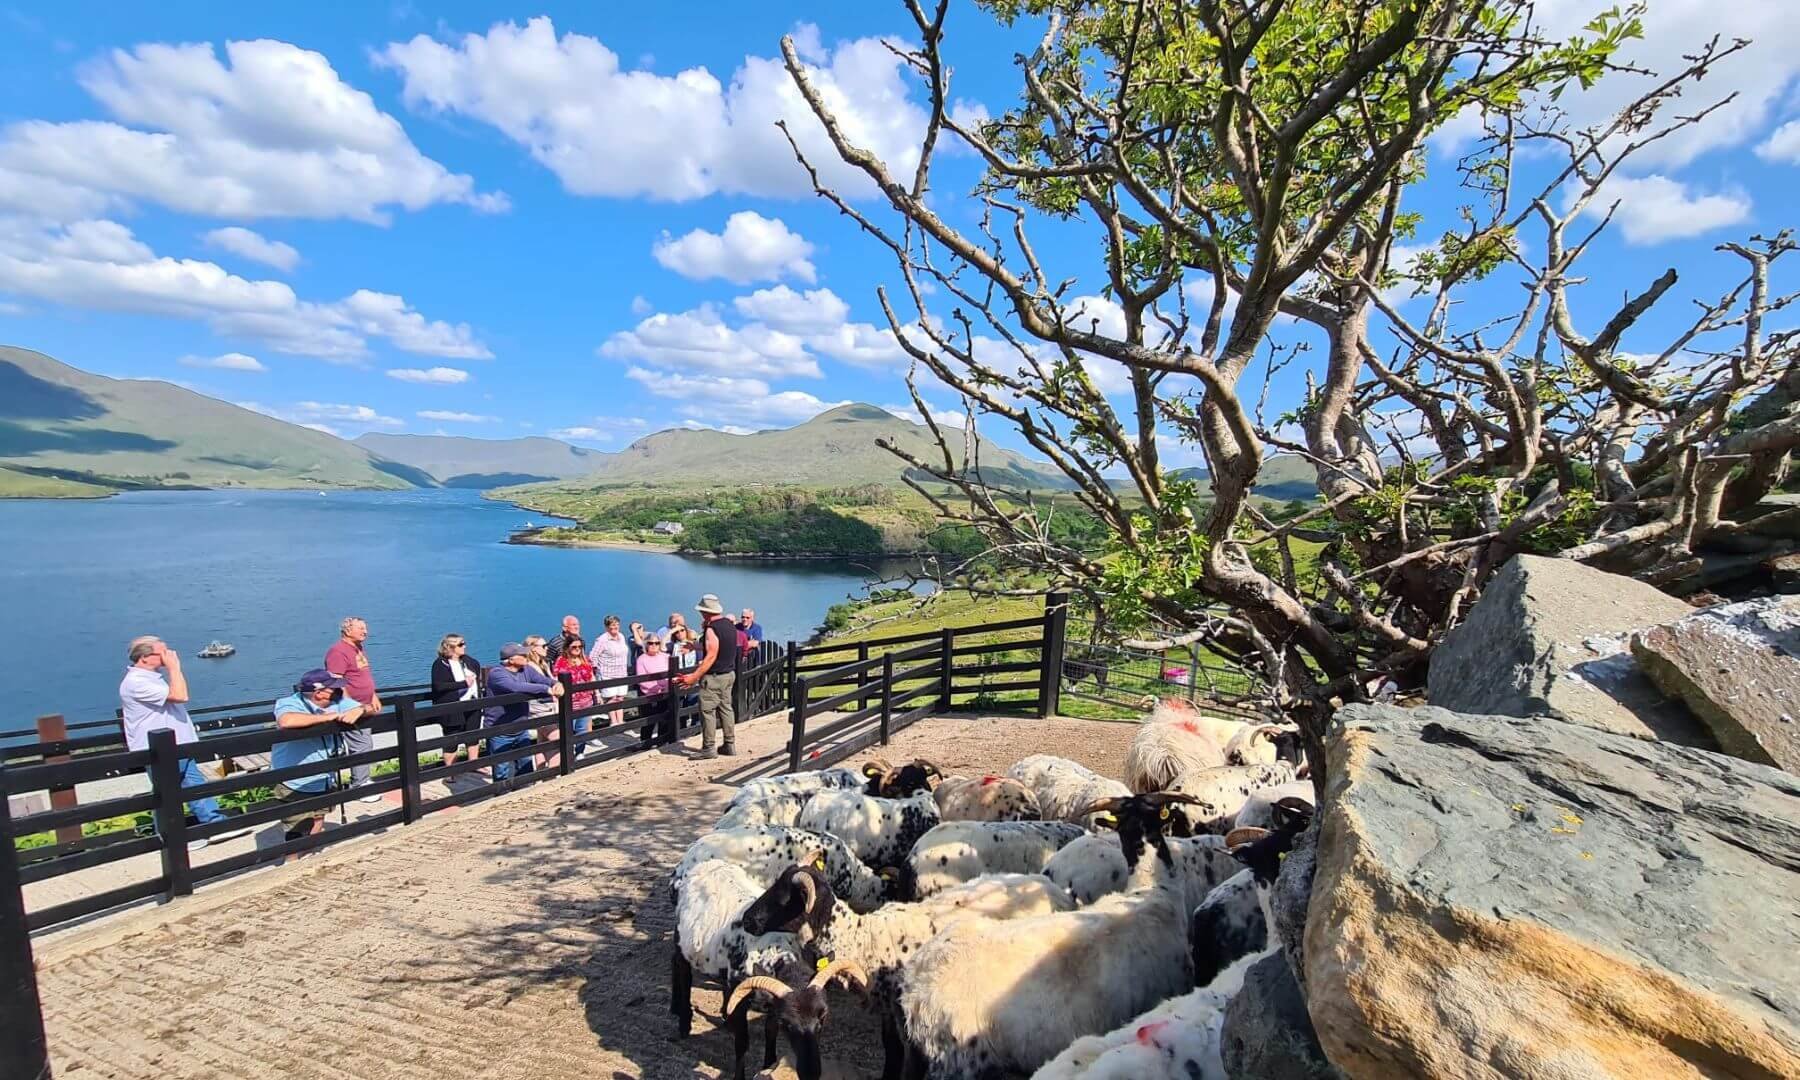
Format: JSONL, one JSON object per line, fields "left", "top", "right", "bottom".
{"left": 599, "top": 686, "right": 628, "bottom": 702}
{"left": 273, "top": 782, "right": 327, "bottom": 830}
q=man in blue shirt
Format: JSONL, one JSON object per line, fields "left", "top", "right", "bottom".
{"left": 270, "top": 668, "right": 367, "bottom": 858}
{"left": 484, "top": 642, "right": 560, "bottom": 782}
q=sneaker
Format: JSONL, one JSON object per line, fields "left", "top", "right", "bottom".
{"left": 210, "top": 824, "right": 253, "bottom": 842}
{"left": 697, "top": 747, "right": 718, "bottom": 760}
{"left": 360, "top": 792, "right": 384, "bottom": 804}
{"left": 719, "top": 743, "right": 738, "bottom": 757}
{"left": 186, "top": 837, "right": 209, "bottom": 852}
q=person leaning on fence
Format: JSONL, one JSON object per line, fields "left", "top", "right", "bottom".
{"left": 119, "top": 636, "right": 251, "bottom": 851}
{"left": 324, "top": 616, "right": 383, "bottom": 804}
{"left": 675, "top": 593, "right": 738, "bottom": 758}
{"left": 484, "top": 642, "right": 559, "bottom": 781}
{"left": 270, "top": 669, "right": 367, "bottom": 862}
{"left": 523, "top": 635, "right": 562, "bottom": 771}
{"left": 428, "top": 633, "right": 482, "bottom": 768}
{"left": 553, "top": 636, "right": 596, "bottom": 754}
{"left": 738, "top": 608, "right": 764, "bottom": 655}
{"left": 634, "top": 633, "right": 673, "bottom": 749}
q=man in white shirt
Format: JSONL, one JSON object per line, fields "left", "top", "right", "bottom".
{"left": 119, "top": 636, "right": 250, "bottom": 849}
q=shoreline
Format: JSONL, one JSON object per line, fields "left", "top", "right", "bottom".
{"left": 504, "top": 527, "right": 678, "bottom": 554}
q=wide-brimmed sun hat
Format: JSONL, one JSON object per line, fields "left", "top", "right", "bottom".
{"left": 695, "top": 594, "right": 724, "bottom": 616}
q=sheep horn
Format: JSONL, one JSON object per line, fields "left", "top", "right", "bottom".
{"left": 1077, "top": 796, "right": 1126, "bottom": 818}
{"left": 1224, "top": 826, "right": 1269, "bottom": 850}
{"left": 726, "top": 976, "right": 793, "bottom": 1016}
{"left": 795, "top": 872, "right": 818, "bottom": 915}
{"left": 862, "top": 758, "right": 893, "bottom": 779}
{"left": 913, "top": 759, "right": 942, "bottom": 778}
{"left": 810, "top": 958, "right": 870, "bottom": 994}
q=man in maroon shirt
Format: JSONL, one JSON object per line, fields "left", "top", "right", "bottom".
{"left": 324, "top": 616, "right": 384, "bottom": 802}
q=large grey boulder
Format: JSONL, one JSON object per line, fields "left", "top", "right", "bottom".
{"left": 1428, "top": 554, "right": 1711, "bottom": 744}
{"left": 1306, "top": 703, "right": 1800, "bottom": 1079}
{"left": 1219, "top": 953, "right": 1342, "bottom": 1080}
{"left": 1633, "top": 596, "right": 1800, "bottom": 774}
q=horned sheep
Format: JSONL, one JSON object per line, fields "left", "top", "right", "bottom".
{"left": 672, "top": 826, "right": 897, "bottom": 913}
{"left": 1043, "top": 832, "right": 1241, "bottom": 911}
{"left": 1006, "top": 754, "right": 1131, "bottom": 827}
{"left": 670, "top": 859, "right": 820, "bottom": 1052}
{"left": 906, "top": 819, "right": 1087, "bottom": 899}
{"left": 932, "top": 774, "right": 1040, "bottom": 821}
{"left": 797, "top": 789, "right": 941, "bottom": 871}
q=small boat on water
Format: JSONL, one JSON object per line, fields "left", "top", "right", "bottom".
{"left": 198, "top": 641, "right": 236, "bottom": 658}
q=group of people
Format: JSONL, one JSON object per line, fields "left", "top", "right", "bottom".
{"left": 118, "top": 597, "right": 769, "bottom": 857}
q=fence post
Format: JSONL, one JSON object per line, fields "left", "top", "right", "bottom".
{"left": 879, "top": 653, "right": 894, "bottom": 746}
{"left": 785, "top": 641, "right": 798, "bottom": 708}
{"left": 937, "top": 627, "right": 955, "bottom": 713}
{"left": 788, "top": 676, "right": 809, "bottom": 774}
{"left": 396, "top": 698, "right": 423, "bottom": 824}
{"left": 0, "top": 788, "right": 52, "bottom": 1080}
{"left": 1038, "top": 592, "right": 1069, "bottom": 719}
{"left": 856, "top": 641, "right": 870, "bottom": 712}
{"left": 557, "top": 673, "right": 577, "bottom": 776}
{"left": 35, "top": 715, "right": 80, "bottom": 847}
{"left": 1188, "top": 642, "right": 1201, "bottom": 704}
{"left": 731, "top": 648, "right": 745, "bottom": 730}
{"left": 147, "top": 728, "right": 193, "bottom": 901}
{"left": 664, "top": 673, "right": 681, "bottom": 746}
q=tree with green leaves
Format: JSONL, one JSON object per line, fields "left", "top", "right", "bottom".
{"left": 778, "top": 0, "right": 1792, "bottom": 779}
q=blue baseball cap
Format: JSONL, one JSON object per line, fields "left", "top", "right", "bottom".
{"left": 296, "top": 668, "right": 348, "bottom": 693}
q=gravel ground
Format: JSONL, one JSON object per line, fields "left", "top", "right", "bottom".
{"left": 33, "top": 711, "right": 1135, "bottom": 1080}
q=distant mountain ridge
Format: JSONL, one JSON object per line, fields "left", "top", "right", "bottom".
{"left": 0, "top": 346, "right": 412, "bottom": 495}
{"left": 354, "top": 432, "right": 608, "bottom": 488}
{"left": 1173, "top": 455, "right": 1320, "bottom": 501}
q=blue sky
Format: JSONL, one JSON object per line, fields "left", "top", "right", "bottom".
{"left": 1, "top": 1, "right": 1796, "bottom": 467}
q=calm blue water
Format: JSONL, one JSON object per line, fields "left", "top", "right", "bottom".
{"left": 2, "top": 489, "right": 900, "bottom": 729}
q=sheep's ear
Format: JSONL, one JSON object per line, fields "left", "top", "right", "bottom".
{"left": 1225, "top": 826, "right": 1268, "bottom": 852}
{"left": 1092, "top": 812, "right": 1118, "bottom": 831}
{"left": 1271, "top": 797, "right": 1314, "bottom": 832}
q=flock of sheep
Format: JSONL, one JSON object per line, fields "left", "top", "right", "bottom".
{"left": 667, "top": 699, "right": 1315, "bottom": 1080}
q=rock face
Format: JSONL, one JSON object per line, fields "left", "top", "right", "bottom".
{"left": 1634, "top": 597, "right": 1800, "bottom": 774}
{"left": 1428, "top": 554, "right": 1711, "bottom": 745}
{"left": 1306, "top": 704, "right": 1800, "bottom": 1080}
{"left": 1219, "top": 953, "right": 1342, "bottom": 1080}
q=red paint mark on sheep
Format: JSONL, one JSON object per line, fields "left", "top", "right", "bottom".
{"left": 980, "top": 775, "right": 1000, "bottom": 785}
{"left": 1135, "top": 1020, "right": 1171, "bottom": 1045}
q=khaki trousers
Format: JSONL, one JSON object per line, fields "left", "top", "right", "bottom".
{"left": 699, "top": 671, "right": 737, "bottom": 748}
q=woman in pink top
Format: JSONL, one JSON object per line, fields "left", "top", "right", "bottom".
{"left": 634, "top": 634, "right": 673, "bottom": 747}
{"left": 588, "top": 614, "right": 631, "bottom": 729}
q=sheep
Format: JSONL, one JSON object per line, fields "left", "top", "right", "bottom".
{"left": 1121, "top": 700, "right": 1241, "bottom": 793}
{"left": 1166, "top": 761, "right": 1298, "bottom": 833}
{"left": 727, "top": 959, "right": 871, "bottom": 1080}
{"left": 932, "top": 774, "right": 1041, "bottom": 821}
{"left": 671, "top": 857, "right": 823, "bottom": 1072}
{"left": 1006, "top": 754, "right": 1131, "bottom": 827}
{"left": 672, "top": 826, "right": 898, "bottom": 913}
{"left": 730, "top": 767, "right": 869, "bottom": 806}
{"left": 740, "top": 866, "right": 1075, "bottom": 1080}
{"left": 1043, "top": 833, "right": 1240, "bottom": 911}
{"left": 1189, "top": 869, "right": 1265, "bottom": 988}
{"left": 860, "top": 757, "right": 943, "bottom": 798}
{"left": 1232, "top": 785, "right": 1314, "bottom": 832}
{"left": 906, "top": 819, "right": 1087, "bottom": 899}
{"left": 715, "top": 790, "right": 812, "bottom": 832}
{"left": 894, "top": 791, "right": 1204, "bottom": 1078}
{"left": 797, "top": 789, "right": 940, "bottom": 871}
{"left": 1221, "top": 722, "right": 1305, "bottom": 768}
{"left": 1034, "top": 811, "right": 1318, "bottom": 1080}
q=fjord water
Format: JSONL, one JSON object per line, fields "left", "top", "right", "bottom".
{"left": 3, "top": 488, "right": 897, "bottom": 727}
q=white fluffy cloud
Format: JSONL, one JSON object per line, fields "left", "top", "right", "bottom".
{"left": 202, "top": 227, "right": 299, "bottom": 272}
{"left": 626, "top": 366, "right": 846, "bottom": 429}
{"left": 653, "top": 212, "right": 815, "bottom": 284}
{"left": 297, "top": 401, "right": 401, "bottom": 426}
{"left": 0, "top": 217, "right": 489, "bottom": 361}
{"left": 549, "top": 425, "right": 608, "bottom": 442}
{"left": 387, "top": 366, "right": 470, "bottom": 384}
{"left": 1577, "top": 174, "right": 1752, "bottom": 244}
{"left": 378, "top": 17, "right": 927, "bottom": 201}
{"left": 179, "top": 351, "right": 265, "bottom": 372}
{"left": 600, "top": 304, "right": 820, "bottom": 378}
{"left": 1756, "top": 119, "right": 1800, "bottom": 163}
{"left": 0, "top": 39, "right": 505, "bottom": 224}
{"left": 731, "top": 284, "right": 847, "bottom": 333}
{"left": 881, "top": 400, "right": 967, "bottom": 429}
{"left": 417, "top": 409, "right": 494, "bottom": 422}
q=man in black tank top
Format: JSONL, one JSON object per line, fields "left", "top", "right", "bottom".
{"left": 676, "top": 593, "right": 738, "bottom": 757}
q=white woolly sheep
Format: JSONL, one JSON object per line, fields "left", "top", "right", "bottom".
{"left": 933, "top": 774, "right": 1041, "bottom": 821}
{"left": 1166, "top": 761, "right": 1298, "bottom": 833}
{"left": 906, "top": 819, "right": 1088, "bottom": 899}
{"left": 672, "top": 826, "right": 896, "bottom": 913}
{"left": 729, "top": 767, "right": 866, "bottom": 810}
{"left": 741, "top": 866, "right": 1075, "bottom": 1078}
{"left": 797, "top": 789, "right": 941, "bottom": 871}
{"left": 1189, "top": 869, "right": 1266, "bottom": 988}
{"left": 1221, "top": 722, "right": 1303, "bottom": 767}
{"left": 671, "top": 858, "right": 818, "bottom": 1059}
{"left": 894, "top": 792, "right": 1205, "bottom": 1078}
{"left": 1006, "top": 754, "right": 1131, "bottom": 827}
{"left": 715, "top": 790, "right": 812, "bottom": 832}
{"left": 1043, "top": 833, "right": 1240, "bottom": 911}
{"left": 1121, "top": 701, "right": 1243, "bottom": 794}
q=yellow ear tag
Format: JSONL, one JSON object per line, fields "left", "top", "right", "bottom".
{"left": 816, "top": 957, "right": 830, "bottom": 972}
{"left": 814, "top": 859, "right": 826, "bottom": 871}
{"left": 1160, "top": 807, "right": 1171, "bottom": 820}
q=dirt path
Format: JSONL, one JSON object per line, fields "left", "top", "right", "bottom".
{"left": 35, "top": 712, "right": 1134, "bottom": 1080}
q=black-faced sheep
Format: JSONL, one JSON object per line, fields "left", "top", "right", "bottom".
{"left": 741, "top": 866, "right": 1074, "bottom": 1079}
{"left": 1166, "top": 761, "right": 1298, "bottom": 833}
{"left": 1231, "top": 785, "right": 1314, "bottom": 832}
{"left": 797, "top": 789, "right": 940, "bottom": 871}
{"left": 860, "top": 757, "right": 943, "bottom": 798}
{"left": 932, "top": 774, "right": 1041, "bottom": 821}
{"left": 726, "top": 958, "right": 871, "bottom": 1080}
{"left": 672, "top": 826, "right": 898, "bottom": 913}
{"left": 894, "top": 792, "right": 1204, "bottom": 1078}
{"left": 906, "top": 819, "right": 1087, "bottom": 899}
{"left": 1189, "top": 868, "right": 1265, "bottom": 989}
{"left": 1222, "top": 723, "right": 1305, "bottom": 768}
{"left": 1006, "top": 754, "right": 1130, "bottom": 826}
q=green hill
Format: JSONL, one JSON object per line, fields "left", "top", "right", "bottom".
{"left": 1173, "top": 454, "right": 1320, "bottom": 502}
{"left": 0, "top": 346, "right": 411, "bottom": 494}
{"left": 353, "top": 432, "right": 607, "bottom": 487}
{"left": 578, "top": 403, "right": 1075, "bottom": 490}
